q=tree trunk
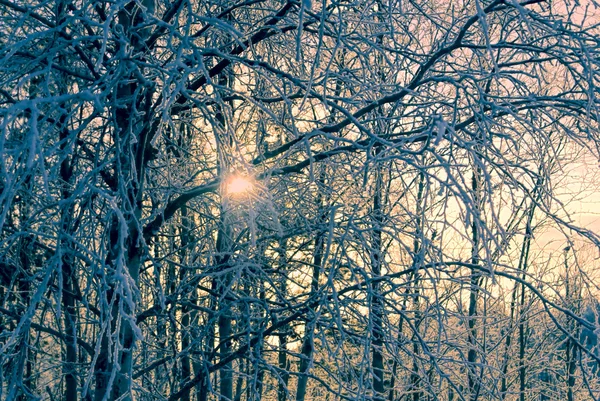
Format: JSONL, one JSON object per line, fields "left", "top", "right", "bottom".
{"left": 278, "top": 240, "right": 290, "bottom": 401}
{"left": 371, "top": 156, "right": 385, "bottom": 401}
{"left": 296, "top": 180, "right": 328, "bottom": 401}
{"left": 296, "top": 231, "right": 325, "bottom": 401}
{"left": 62, "top": 254, "right": 78, "bottom": 401}
{"left": 54, "top": 2, "right": 79, "bottom": 398}
{"left": 564, "top": 247, "right": 579, "bottom": 401}
{"left": 517, "top": 200, "right": 535, "bottom": 401}
{"left": 467, "top": 168, "right": 481, "bottom": 401}
{"left": 94, "top": 2, "right": 154, "bottom": 398}
{"left": 216, "top": 216, "right": 234, "bottom": 401}
{"left": 408, "top": 169, "right": 426, "bottom": 401}
{"left": 180, "top": 205, "right": 193, "bottom": 401}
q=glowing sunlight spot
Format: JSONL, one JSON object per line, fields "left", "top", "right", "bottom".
{"left": 226, "top": 176, "right": 254, "bottom": 196}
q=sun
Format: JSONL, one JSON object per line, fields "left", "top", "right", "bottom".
{"left": 226, "top": 176, "right": 254, "bottom": 196}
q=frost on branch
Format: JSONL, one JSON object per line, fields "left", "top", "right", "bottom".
{"left": 1, "top": 1, "right": 600, "bottom": 401}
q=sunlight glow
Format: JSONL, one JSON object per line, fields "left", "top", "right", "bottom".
{"left": 226, "top": 176, "right": 254, "bottom": 196}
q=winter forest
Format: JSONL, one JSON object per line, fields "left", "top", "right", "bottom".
{"left": 2, "top": 0, "right": 600, "bottom": 400}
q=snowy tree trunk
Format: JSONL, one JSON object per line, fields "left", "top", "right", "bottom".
{"left": 296, "top": 180, "right": 328, "bottom": 401}
{"left": 295, "top": 232, "right": 325, "bottom": 401}
{"left": 371, "top": 155, "right": 386, "bottom": 401}
{"left": 277, "top": 240, "right": 290, "bottom": 401}
{"left": 59, "top": 127, "right": 78, "bottom": 401}
{"left": 216, "top": 208, "right": 234, "bottom": 401}
{"left": 94, "top": 1, "right": 154, "bottom": 399}
{"left": 467, "top": 167, "right": 482, "bottom": 401}
{"left": 179, "top": 205, "right": 193, "bottom": 401}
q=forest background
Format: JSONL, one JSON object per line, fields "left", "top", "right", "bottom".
{"left": 1, "top": 0, "right": 600, "bottom": 400}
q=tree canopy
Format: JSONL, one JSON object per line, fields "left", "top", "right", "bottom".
{"left": 1, "top": 0, "right": 600, "bottom": 400}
